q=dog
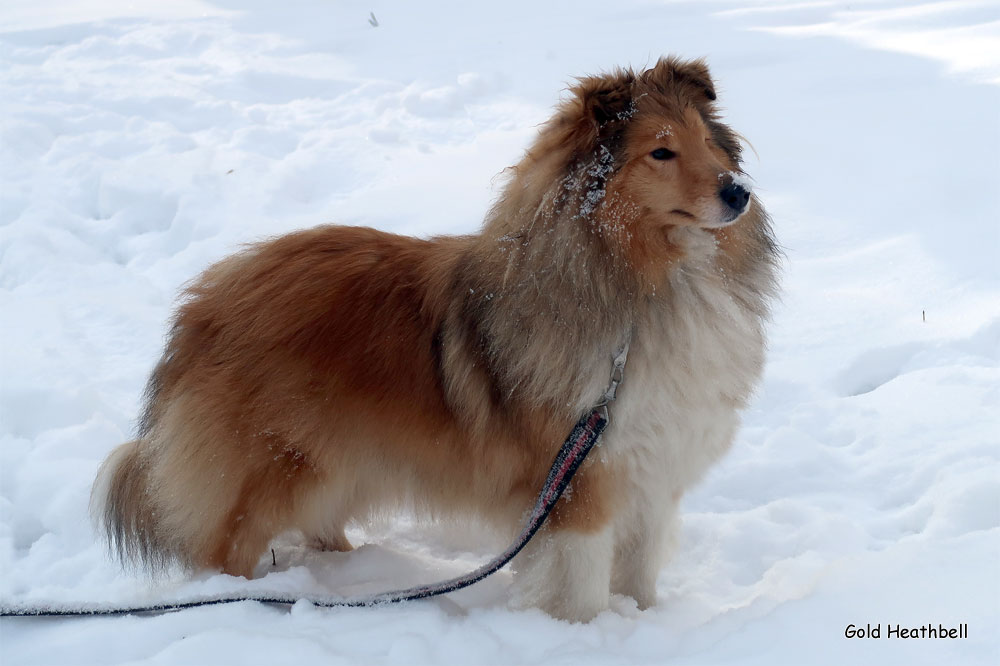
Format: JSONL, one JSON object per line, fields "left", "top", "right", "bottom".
{"left": 92, "top": 57, "right": 778, "bottom": 622}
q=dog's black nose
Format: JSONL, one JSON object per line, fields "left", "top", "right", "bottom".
{"left": 719, "top": 182, "right": 750, "bottom": 213}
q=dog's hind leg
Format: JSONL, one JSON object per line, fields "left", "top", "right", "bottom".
{"left": 198, "top": 466, "right": 341, "bottom": 577}
{"left": 295, "top": 478, "right": 357, "bottom": 553}
{"left": 307, "top": 525, "right": 353, "bottom": 552}
{"left": 196, "top": 463, "right": 315, "bottom": 579}
{"left": 203, "top": 515, "right": 274, "bottom": 579}
{"left": 154, "top": 420, "right": 329, "bottom": 578}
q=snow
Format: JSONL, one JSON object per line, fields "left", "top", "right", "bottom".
{"left": 1, "top": 0, "right": 998, "bottom": 664}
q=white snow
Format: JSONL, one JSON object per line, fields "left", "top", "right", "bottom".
{"left": 1, "top": 0, "right": 998, "bottom": 664}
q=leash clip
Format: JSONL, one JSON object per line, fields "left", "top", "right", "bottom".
{"left": 595, "top": 339, "right": 630, "bottom": 418}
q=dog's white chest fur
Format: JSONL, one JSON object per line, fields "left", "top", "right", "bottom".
{"left": 513, "top": 231, "right": 769, "bottom": 619}
{"left": 605, "top": 228, "right": 767, "bottom": 496}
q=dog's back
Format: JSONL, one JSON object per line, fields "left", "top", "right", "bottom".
{"left": 93, "top": 227, "right": 498, "bottom": 577}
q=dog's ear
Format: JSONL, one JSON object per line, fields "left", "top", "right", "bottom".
{"left": 675, "top": 58, "right": 717, "bottom": 102}
{"left": 562, "top": 71, "right": 635, "bottom": 153}
{"left": 576, "top": 73, "right": 634, "bottom": 127}
{"left": 644, "top": 57, "right": 717, "bottom": 103}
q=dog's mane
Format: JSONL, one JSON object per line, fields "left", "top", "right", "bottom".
{"left": 437, "top": 58, "right": 778, "bottom": 426}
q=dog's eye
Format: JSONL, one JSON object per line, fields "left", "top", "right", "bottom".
{"left": 650, "top": 148, "right": 676, "bottom": 160}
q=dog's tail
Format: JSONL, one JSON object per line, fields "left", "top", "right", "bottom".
{"left": 91, "top": 439, "right": 170, "bottom": 571}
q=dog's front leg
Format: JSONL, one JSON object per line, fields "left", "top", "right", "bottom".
{"left": 610, "top": 498, "right": 678, "bottom": 610}
{"left": 510, "top": 525, "right": 614, "bottom": 622}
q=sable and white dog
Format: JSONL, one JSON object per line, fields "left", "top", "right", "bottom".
{"left": 93, "top": 57, "right": 779, "bottom": 622}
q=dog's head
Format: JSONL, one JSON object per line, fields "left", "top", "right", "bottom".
{"left": 551, "top": 57, "right": 750, "bottom": 231}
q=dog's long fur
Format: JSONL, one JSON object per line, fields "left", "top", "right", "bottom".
{"left": 93, "top": 57, "right": 778, "bottom": 621}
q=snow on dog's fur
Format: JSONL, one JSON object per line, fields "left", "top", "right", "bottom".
{"left": 93, "top": 57, "right": 779, "bottom": 622}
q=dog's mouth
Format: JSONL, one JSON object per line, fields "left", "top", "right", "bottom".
{"left": 701, "top": 208, "right": 746, "bottom": 229}
{"left": 671, "top": 208, "right": 744, "bottom": 228}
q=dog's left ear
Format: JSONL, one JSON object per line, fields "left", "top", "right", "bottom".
{"left": 675, "top": 59, "right": 717, "bottom": 102}
{"left": 578, "top": 74, "right": 634, "bottom": 127}
{"left": 644, "top": 57, "right": 717, "bottom": 103}
{"left": 562, "top": 71, "right": 635, "bottom": 154}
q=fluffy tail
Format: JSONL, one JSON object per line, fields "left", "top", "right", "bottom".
{"left": 91, "top": 439, "right": 170, "bottom": 571}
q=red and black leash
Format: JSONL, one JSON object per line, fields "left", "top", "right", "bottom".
{"left": 1, "top": 408, "right": 609, "bottom": 617}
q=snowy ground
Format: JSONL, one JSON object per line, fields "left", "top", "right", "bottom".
{"left": 1, "top": 0, "right": 998, "bottom": 664}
